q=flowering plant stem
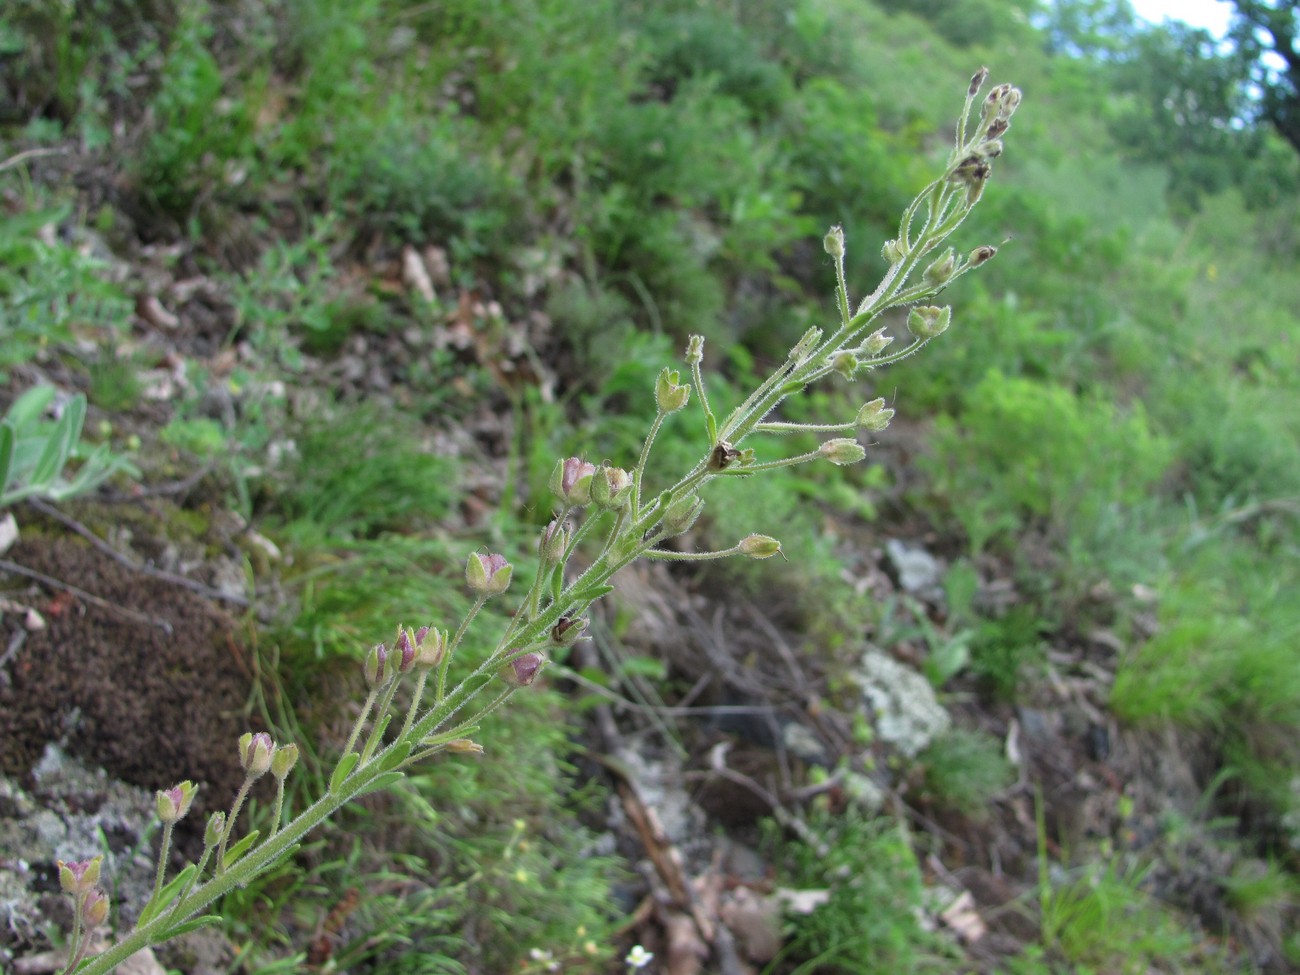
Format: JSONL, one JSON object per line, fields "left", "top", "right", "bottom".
{"left": 63, "top": 68, "right": 1019, "bottom": 975}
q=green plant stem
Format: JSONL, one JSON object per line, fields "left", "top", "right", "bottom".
{"left": 150, "top": 822, "right": 175, "bottom": 906}
{"left": 341, "top": 687, "right": 380, "bottom": 757}
{"left": 632, "top": 411, "right": 667, "bottom": 515}
{"left": 438, "top": 595, "right": 487, "bottom": 703}
{"left": 269, "top": 780, "right": 286, "bottom": 837}
{"left": 214, "top": 776, "right": 254, "bottom": 872}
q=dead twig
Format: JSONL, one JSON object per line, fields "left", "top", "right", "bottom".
{"left": 0, "top": 558, "right": 173, "bottom": 633}
{"left": 26, "top": 498, "right": 250, "bottom": 607}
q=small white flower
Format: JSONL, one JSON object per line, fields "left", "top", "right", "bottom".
{"left": 626, "top": 944, "right": 654, "bottom": 970}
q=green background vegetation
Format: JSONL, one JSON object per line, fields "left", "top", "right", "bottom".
{"left": 3, "top": 0, "right": 1298, "bottom": 972}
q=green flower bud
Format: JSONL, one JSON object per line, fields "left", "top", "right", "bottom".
{"left": 907, "top": 305, "right": 952, "bottom": 340}
{"left": 550, "top": 457, "right": 596, "bottom": 506}
{"left": 591, "top": 465, "right": 633, "bottom": 509}
{"left": 57, "top": 857, "right": 103, "bottom": 895}
{"left": 787, "top": 326, "right": 823, "bottom": 362}
{"left": 655, "top": 368, "right": 691, "bottom": 413}
{"left": 823, "top": 225, "right": 845, "bottom": 259}
{"left": 739, "top": 534, "right": 782, "bottom": 560}
{"left": 881, "top": 238, "right": 905, "bottom": 264}
{"left": 538, "top": 519, "right": 570, "bottom": 565}
{"left": 466, "top": 552, "right": 512, "bottom": 596}
{"left": 922, "top": 248, "right": 957, "bottom": 286}
{"left": 204, "top": 811, "right": 226, "bottom": 849}
{"left": 685, "top": 334, "right": 705, "bottom": 365}
{"left": 550, "top": 615, "right": 589, "bottom": 646}
{"left": 271, "top": 743, "right": 299, "bottom": 780}
{"left": 663, "top": 494, "right": 704, "bottom": 536}
{"left": 239, "top": 732, "right": 275, "bottom": 778}
{"left": 81, "top": 889, "right": 110, "bottom": 929}
{"left": 856, "top": 398, "right": 896, "bottom": 432}
{"left": 155, "top": 781, "right": 198, "bottom": 824}
{"left": 832, "top": 351, "right": 860, "bottom": 380}
{"left": 820, "top": 438, "right": 867, "bottom": 465}
{"left": 863, "top": 329, "right": 893, "bottom": 355}
{"left": 968, "top": 244, "right": 997, "bottom": 267}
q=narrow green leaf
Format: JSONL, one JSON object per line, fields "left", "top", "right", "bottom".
{"left": 619, "top": 655, "right": 667, "bottom": 680}
{"left": 0, "top": 424, "right": 14, "bottom": 495}
{"left": 355, "top": 770, "right": 404, "bottom": 797}
{"left": 136, "top": 863, "right": 198, "bottom": 928}
{"left": 220, "top": 829, "right": 260, "bottom": 871}
{"left": 157, "top": 915, "right": 223, "bottom": 941}
{"left": 30, "top": 410, "right": 71, "bottom": 487}
{"left": 329, "top": 752, "right": 360, "bottom": 793}
{"left": 378, "top": 741, "right": 412, "bottom": 772}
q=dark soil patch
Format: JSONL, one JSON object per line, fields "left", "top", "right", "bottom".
{"left": 0, "top": 531, "right": 265, "bottom": 853}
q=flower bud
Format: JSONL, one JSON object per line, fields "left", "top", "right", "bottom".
{"left": 881, "top": 238, "right": 905, "bottom": 264}
{"left": 550, "top": 615, "right": 589, "bottom": 646}
{"left": 239, "top": 732, "right": 275, "bottom": 778}
{"left": 832, "top": 351, "right": 859, "bottom": 380}
{"left": 663, "top": 493, "right": 704, "bottom": 536}
{"left": 550, "top": 457, "right": 596, "bottom": 506}
{"left": 466, "top": 552, "right": 512, "bottom": 596}
{"left": 81, "top": 888, "right": 110, "bottom": 929}
{"left": 981, "top": 138, "right": 1004, "bottom": 158}
{"left": 820, "top": 438, "right": 867, "bottom": 465}
{"left": 395, "top": 627, "right": 417, "bottom": 673}
{"left": 738, "top": 534, "right": 782, "bottom": 559}
{"left": 922, "top": 248, "right": 956, "bottom": 287}
{"left": 502, "top": 651, "right": 545, "bottom": 687}
{"left": 823, "top": 225, "right": 844, "bottom": 259}
{"left": 447, "top": 738, "right": 484, "bottom": 754}
{"left": 204, "top": 811, "right": 226, "bottom": 849}
{"left": 655, "top": 368, "right": 691, "bottom": 413}
{"left": 364, "top": 642, "right": 392, "bottom": 687}
{"left": 787, "top": 326, "right": 823, "bottom": 362}
{"left": 856, "top": 398, "right": 896, "bottom": 432}
{"left": 271, "top": 742, "right": 300, "bottom": 780}
{"left": 966, "top": 179, "right": 986, "bottom": 206}
{"left": 414, "top": 627, "right": 447, "bottom": 669}
{"left": 539, "top": 519, "right": 570, "bottom": 565}
{"left": 591, "top": 465, "right": 633, "bottom": 509}
{"left": 58, "top": 857, "right": 103, "bottom": 895}
{"left": 907, "top": 305, "right": 952, "bottom": 340}
{"left": 685, "top": 334, "right": 705, "bottom": 365}
{"left": 155, "top": 780, "right": 198, "bottom": 824}
{"left": 863, "top": 329, "right": 893, "bottom": 355}
{"left": 968, "top": 245, "right": 997, "bottom": 267}
{"left": 968, "top": 66, "right": 989, "bottom": 97}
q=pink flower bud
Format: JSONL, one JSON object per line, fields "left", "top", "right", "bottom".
{"left": 395, "top": 627, "right": 417, "bottom": 672}
{"left": 466, "top": 552, "right": 512, "bottom": 596}
{"left": 155, "top": 780, "right": 198, "bottom": 824}
{"left": 364, "top": 642, "right": 392, "bottom": 687}
{"left": 501, "top": 651, "right": 545, "bottom": 687}
{"left": 57, "top": 856, "right": 103, "bottom": 895}
{"left": 414, "top": 627, "right": 447, "bottom": 669}
{"left": 539, "top": 519, "right": 570, "bottom": 565}
{"left": 550, "top": 457, "right": 597, "bottom": 506}
{"left": 238, "top": 732, "right": 275, "bottom": 778}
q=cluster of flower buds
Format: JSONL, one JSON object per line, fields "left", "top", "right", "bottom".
{"left": 952, "top": 71, "right": 1022, "bottom": 204}
{"left": 58, "top": 856, "right": 110, "bottom": 939}
{"left": 906, "top": 305, "right": 952, "bottom": 340}
{"left": 551, "top": 458, "right": 633, "bottom": 510}
{"left": 365, "top": 625, "right": 447, "bottom": 687}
